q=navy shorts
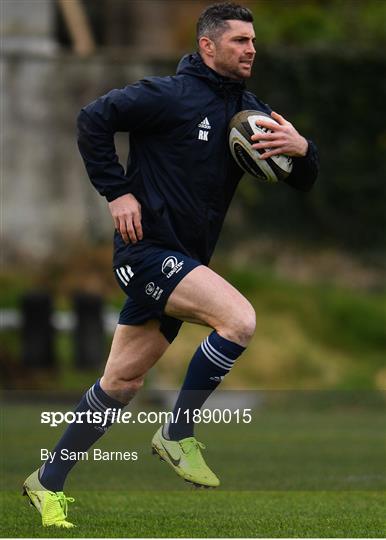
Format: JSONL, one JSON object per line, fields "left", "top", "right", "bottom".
{"left": 114, "top": 244, "right": 201, "bottom": 343}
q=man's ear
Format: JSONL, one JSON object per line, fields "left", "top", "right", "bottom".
{"left": 199, "top": 36, "right": 215, "bottom": 57}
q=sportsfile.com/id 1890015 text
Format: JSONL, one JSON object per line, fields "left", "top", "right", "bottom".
{"left": 40, "top": 408, "right": 253, "bottom": 428}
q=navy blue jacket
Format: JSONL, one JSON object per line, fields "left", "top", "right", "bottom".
{"left": 77, "top": 53, "right": 319, "bottom": 266}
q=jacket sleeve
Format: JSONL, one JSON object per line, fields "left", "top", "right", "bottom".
{"left": 284, "top": 139, "right": 319, "bottom": 192}
{"left": 77, "top": 77, "right": 173, "bottom": 202}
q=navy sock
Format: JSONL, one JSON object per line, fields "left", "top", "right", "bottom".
{"left": 166, "top": 331, "right": 245, "bottom": 440}
{"left": 39, "top": 379, "right": 124, "bottom": 491}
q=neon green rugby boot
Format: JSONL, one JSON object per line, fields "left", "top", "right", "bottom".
{"left": 151, "top": 426, "right": 220, "bottom": 488}
{"left": 22, "top": 469, "right": 75, "bottom": 528}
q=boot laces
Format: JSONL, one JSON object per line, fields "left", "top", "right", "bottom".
{"left": 46, "top": 492, "right": 75, "bottom": 520}
{"left": 57, "top": 493, "right": 75, "bottom": 518}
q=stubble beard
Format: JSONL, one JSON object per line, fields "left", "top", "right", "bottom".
{"left": 215, "top": 55, "right": 253, "bottom": 81}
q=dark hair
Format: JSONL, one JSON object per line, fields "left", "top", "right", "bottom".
{"left": 196, "top": 2, "right": 253, "bottom": 45}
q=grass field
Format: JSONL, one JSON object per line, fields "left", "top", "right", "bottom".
{"left": 1, "top": 398, "right": 385, "bottom": 537}
{"left": 1, "top": 490, "right": 385, "bottom": 538}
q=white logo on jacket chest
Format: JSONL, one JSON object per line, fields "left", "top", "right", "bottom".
{"left": 197, "top": 117, "right": 211, "bottom": 141}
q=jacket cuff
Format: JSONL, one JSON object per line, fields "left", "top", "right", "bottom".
{"left": 105, "top": 184, "right": 133, "bottom": 202}
{"left": 296, "top": 139, "right": 317, "bottom": 162}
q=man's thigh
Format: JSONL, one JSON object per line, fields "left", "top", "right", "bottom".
{"left": 114, "top": 244, "right": 201, "bottom": 317}
{"left": 164, "top": 266, "right": 253, "bottom": 332}
{"left": 114, "top": 244, "right": 201, "bottom": 343}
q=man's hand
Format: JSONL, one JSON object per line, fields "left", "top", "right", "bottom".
{"left": 251, "top": 111, "right": 308, "bottom": 160}
{"left": 108, "top": 193, "right": 143, "bottom": 244}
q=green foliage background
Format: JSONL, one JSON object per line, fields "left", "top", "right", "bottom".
{"left": 249, "top": 0, "right": 386, "bottom": 49}
{"left": 235, "top": 47, "right": 386, "bottom": 254}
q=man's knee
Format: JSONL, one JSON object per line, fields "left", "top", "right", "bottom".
{"left": 234, "top": 304, "right": 256, "bottom": 344}
{"left": 219, "top": 301, "right": 256, "bottom": 346}
{"left": 106, "top": 374, "right": 145, "bottom": 393}
{"left": 101, "top": 374, "right": 145, "bottom": 405}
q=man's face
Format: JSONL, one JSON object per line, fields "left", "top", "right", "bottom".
{"left": 212, "top": 20, "right": 256, "bottom": 80}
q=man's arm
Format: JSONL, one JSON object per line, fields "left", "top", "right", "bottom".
{"left": 250, "top": 111, "right": 319, "bottom": 192}
{"left": 78, "top": 95, "right": 143, "bottom": 243}
{"left": 77, "top": 78, "right": 173, "bottom": 242}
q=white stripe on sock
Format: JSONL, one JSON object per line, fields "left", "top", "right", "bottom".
{"left": 87, "top": 388, "right": 109, "bottom": 414}
{"left": 205, "top": 337, "right": 235, "bottom": 365}
{"left": 94, "top": 388, "right": 119, "bottom": 420}
{"left": 87, "top": 396, "right": 114, "bottom": 424}
{"left": 89, "top": 387, "right": 115, "bottom": 421}
{"left": 203, "top": 339, "right": 234, "bottom": 369}
{"left": 86, "top": 389, "right": 105, "bottom": 413}
{"left": 90, "top": 386, "right": 109, "bottom": 411}
{"left": 201, "top": 341, "right": 231, "bottom": 371}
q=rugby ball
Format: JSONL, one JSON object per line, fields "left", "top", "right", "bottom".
{"left": 229, "top": 110, "right": 293, "bottom": 183}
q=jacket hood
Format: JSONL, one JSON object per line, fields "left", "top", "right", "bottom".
{"left": 177, "top": 52, "right": 245, "bottom": 96}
